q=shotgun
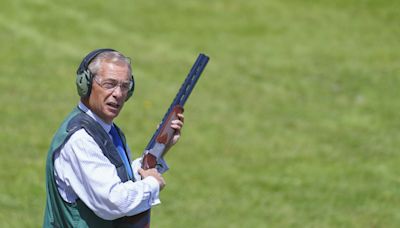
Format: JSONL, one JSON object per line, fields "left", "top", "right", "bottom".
{"left": 142, "top": 53, "right": 210, "bottom": 169}
{"left": 119, "top": 53, "right": 209, "bottom": 227}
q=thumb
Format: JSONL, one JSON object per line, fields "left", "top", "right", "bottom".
{"left": 138, "top": 168, "right": 145, "bottom": 176}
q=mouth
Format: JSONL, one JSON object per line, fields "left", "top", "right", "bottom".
{"left": 106, "top": 102, "right": 121, "bottom": 110}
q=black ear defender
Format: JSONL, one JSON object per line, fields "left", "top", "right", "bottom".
{"left": 76, "top": 48, "right": 135, "bottom": 101}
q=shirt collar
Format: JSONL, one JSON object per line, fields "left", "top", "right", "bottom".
{"left": 78, "top": 101, "right": 112, "bottom": 133}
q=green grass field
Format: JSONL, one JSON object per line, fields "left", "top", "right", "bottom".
{"left": 0, "top": 0, "right": 399, "bottom": 227}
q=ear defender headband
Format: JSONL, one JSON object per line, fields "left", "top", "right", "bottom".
{"left": 76, "top": 48, "right": 135, "bottom": 101}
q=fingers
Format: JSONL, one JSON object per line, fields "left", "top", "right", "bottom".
{"left": 138, "top": 168, "right": 144, "bottom": 175}
{"left": 171, "top": 113, "right": 184, "bottom": 130}
{"left": 177, "top": 113, "right": 184, "bottom": 123}
{"left": 138, "top": 168, "right": 166, "bottom": 190}
{"left": 158, "top": 177, "right": 166, "bottom": 190}
{"left": 139, "top": 168, "right": 157, "bottom": 178}
{"left": 170, "top": 121, "right": 183, "bottom": 130}
{"left": 170, "top": 120, "right": 182, "bottom": 142}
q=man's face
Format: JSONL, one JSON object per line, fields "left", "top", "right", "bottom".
{"left": 88, "top": 62, "right": 131, "bottom": 124}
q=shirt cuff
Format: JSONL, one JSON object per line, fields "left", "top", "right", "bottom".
{"left": 142, "top": 176, "right": 161, "bottom": 206}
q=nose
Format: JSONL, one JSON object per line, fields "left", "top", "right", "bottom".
{"left": 112, "top": 85, "right": 125, "bottom": 99}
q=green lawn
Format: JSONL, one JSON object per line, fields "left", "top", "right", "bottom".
{"left": 0, "top": 0, "right": 399, "bottom": 227}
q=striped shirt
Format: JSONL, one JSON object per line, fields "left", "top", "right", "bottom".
{"left": 53, "top": 102, "right": 165, "bottom": 220}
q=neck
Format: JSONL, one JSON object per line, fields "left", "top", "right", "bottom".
{"left": 79, "top": 99, "right": 112, "bottom": 125}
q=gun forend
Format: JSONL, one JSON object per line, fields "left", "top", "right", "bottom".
{"left": 142, "top": 105, "right": 184, "bottom": 170}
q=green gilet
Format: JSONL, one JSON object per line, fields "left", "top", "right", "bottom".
{"left": 43, "top": 107, "right": 133, "bottom": 228}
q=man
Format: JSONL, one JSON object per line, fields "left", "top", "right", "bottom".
{"left": 43, "top": 49, "right": 184, "bottom": 227}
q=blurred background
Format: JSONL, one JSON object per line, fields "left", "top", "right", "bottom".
{"left": 0, "top": 0, "right": 399, "bottom": 227}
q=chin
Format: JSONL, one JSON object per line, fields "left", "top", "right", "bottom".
{"left": 102, "top": 111, "right": 119, "bottom": 123}
{"left": 107, "top": 113, "right": 119, "bottom": 122}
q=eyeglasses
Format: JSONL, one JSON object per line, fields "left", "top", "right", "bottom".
{"left": 93, "top": 76, "right": 133, "bottom": 93}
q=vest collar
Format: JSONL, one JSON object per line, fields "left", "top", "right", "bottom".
{"left": 78, "top": 101, "right": 112, "bottom": 134}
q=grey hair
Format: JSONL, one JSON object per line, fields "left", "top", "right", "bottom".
{"left": 88, "top": 51, "right": 132, "bottom": 76}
